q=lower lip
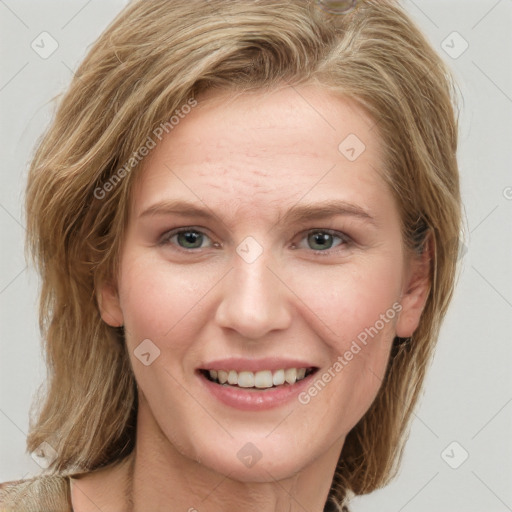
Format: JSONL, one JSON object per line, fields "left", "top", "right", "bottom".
{"left": 197, "top": 370, "right": 317, "bottom": 411}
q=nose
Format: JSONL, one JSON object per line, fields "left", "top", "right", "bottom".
{"left": 214, "top": 251, "right": 292, "bottom": 340}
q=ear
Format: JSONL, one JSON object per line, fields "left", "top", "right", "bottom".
{"left": 96, "top": 279, "right": 124, "bottom": 327}
{"left": 395, "top": 234, "right": 433, "bottom": 338}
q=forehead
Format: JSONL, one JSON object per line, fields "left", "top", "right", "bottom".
{"left": 131, "top": 85, "right": 391, "bottom": 223}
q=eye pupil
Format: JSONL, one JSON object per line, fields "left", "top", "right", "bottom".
{"left": 169, "top": 229, "right": 342, "bottom": 253}
{"left": 177, "top": 231, "right": 203, "bottom": 248}
{"left": 308, "top": 231, "right": 333, "bottom": 250}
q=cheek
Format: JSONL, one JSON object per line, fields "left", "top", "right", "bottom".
{"left": 291, "top": 256, "right": 403, "bottom": 352}
{"left": 117, "top": 254, "right": 214, "bottom": 347}
{"left": 291, "top": 257, "right": 402, "bottom": 423}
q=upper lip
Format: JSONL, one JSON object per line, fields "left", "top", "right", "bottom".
{"left": 198, "top": 357, "right": 319, "bottom": 373}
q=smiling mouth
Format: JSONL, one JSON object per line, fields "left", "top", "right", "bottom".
{"left": 199, "top": 367, "right": 318, "bottom": 390}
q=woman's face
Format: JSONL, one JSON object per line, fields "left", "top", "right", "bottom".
{"left": 99, "top": 85, "right": 429, "bottom": 481}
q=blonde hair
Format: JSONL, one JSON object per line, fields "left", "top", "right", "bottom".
{"left": 25, "top": 0, "right": 461, "bottom": 507}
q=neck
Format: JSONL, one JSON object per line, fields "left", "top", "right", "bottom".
{"left": 127, "top": 394, "right": 343, "bottom": 512}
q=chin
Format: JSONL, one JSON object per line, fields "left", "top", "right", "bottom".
{"left": 187, "top": 435, "right": 312, "bottom": 483}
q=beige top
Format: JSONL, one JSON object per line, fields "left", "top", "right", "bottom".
{"left": 0, "top": 472, "right": 348, "bottom": 511}
{"left": 0, "top": 454, "right": 134, "bottom": 511}
{"left": 0, "top": 474, "right": 72, "bottom": 511}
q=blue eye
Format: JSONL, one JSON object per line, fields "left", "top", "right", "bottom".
{"left": 297, "top": 229, "right": 347, "bottom": 254}
{"left": 158, "top": 227, "right": 349, "bottom": 255}
{"left": 159, "top": 229, "right": 213, "bottom": 250}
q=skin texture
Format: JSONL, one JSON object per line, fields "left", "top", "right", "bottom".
{"left": 72, "top": 84, "right": 431, "bottom": 512}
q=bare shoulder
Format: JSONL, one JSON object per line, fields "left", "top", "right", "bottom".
{"left": 0, "top": 474, "right": 71, "bottom": 511}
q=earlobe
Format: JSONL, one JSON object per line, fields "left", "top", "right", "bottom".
{"left": 395, "top": 235, "right": 433, "bottom": 338}
{"left": 96, "top": 281, "right": 124, "bottom": 327}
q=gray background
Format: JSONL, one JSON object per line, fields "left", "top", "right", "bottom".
{"left": 1, "top": 1, "right": 511, "bottom": 510}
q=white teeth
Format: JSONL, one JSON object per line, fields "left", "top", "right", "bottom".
{"left": 237, "top": 371, "right": 255, "bottom": 388}
{"left": 272, "top": 369, "right": 285, "bottom": 386}
{"left": 285, "top": 368, "right": 297, "bottom": 385}
{"left": 254, "top": 370, "right": 273, "bottom": 388}
{"left": 207, "top": 367, "right": 310, "bottom": 388}
{"left": 228, "top": 370, "right": 238, "bottom": 385}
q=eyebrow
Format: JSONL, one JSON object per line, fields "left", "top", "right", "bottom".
{"left": 138, "top": 199, "right": 377, "bottom": 226}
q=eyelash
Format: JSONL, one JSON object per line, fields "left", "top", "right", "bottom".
{"left": 157, "top": 226, "right": 352, "bottom": 257}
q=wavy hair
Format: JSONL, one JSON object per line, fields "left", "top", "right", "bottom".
{"left": 25, "top": 0, "right": 461, "bottom": 508}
